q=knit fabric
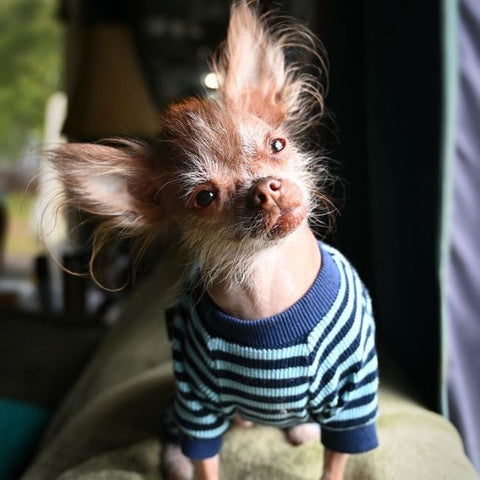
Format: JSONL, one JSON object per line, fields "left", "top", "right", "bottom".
{"left": 169, "top": 241, "right": 379, "bottom": 460}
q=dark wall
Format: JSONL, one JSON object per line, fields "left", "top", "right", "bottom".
{"left": 318, "top": 0, "right": 443, "bottom": 411}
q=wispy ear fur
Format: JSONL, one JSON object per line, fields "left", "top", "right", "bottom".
{"left": 213, "top": 0, "right": 327, "bottom": 133}
{"left": 47, "top": 138, "right": 176, "bottom": 288}
{"left": 49, "top": 138, "right": 163, "bottom": 232}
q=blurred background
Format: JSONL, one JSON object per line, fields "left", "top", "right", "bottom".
{"left": 0, "top": 0, "right": 479, "bottom": 479}
{"left": 0, "top": 0, "right": 61, "bottom": 284}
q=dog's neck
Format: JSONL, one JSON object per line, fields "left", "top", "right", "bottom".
{"left": 206, "top": 224, "right": 321, "bottom": 320}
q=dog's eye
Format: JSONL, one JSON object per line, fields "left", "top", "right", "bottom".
{"left": 270, "top": 138, "right": 286, "bottom": 154}
{"left": 194, "top": 190, "right": 217, "bottom": 208}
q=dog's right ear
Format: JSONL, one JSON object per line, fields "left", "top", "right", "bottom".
{"left": 50, "top": 139, "right": 165, "bottom": 233}
{"left": 214, "top": 0, "right": 325, "bottom": 133}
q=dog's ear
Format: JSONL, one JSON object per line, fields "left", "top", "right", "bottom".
{"left": 214, "top": 1, "right": 325, "bottom": 130}
{"left": 50, "top": 139, "right": 164, "bottom": 233}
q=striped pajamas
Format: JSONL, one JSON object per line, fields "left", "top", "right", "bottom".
{"left": 169, "top": 242, "right": 379, "bottom": 459}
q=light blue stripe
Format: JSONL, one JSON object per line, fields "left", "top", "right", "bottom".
{"left": 218, "top": 379, "right": 310, "bottom": 398}
{"left": 172, "top": 338, "right": 182, "bottom": 352}
{"left": 206, "top": 333, "right": 315, "bottom": 362}
{"left": 220, "top": 394, "right": 307, "bottom": 412}
{"left": 310, "top": 353, "right": 378, "bottom": 411}
{"left": 187, "top": 317, "right": 309, "bottom": 380}
{"left": 182, "top": 327, "right": 219, "bottom": 387}
{"left": 189, "top": 298, "right": 310, "bottom": 359}
{"left": 173, "top": 359, "right": 185, "bottom": 374}
{"left": 175, "top": 401, "right": 224, "bottom": 427}
{"left": 343, "top": 377, "right": 378, "bottom": 403}
{"left": 215, "top": 360, "right": 309, "bottom": 381}
{"left": 186, "top": 315, "right": 218, "bottom": 371}
{"left": 310, "top": 267, "right": 364, "bottom": 394}
{"left": 180, "top": 358, "right": 218, "bottom": 401}
{"left": 308, "top": 255, "right": 359, "bottom": 365}
{"left": 241, "top": 410, "right": 310, "bottom": 426}
{"left": 237, "top": 405, "right": 308, "bottom": 422}
{"left": 361, "top": 334, "right": 376, "bottom": 365}
{"left": 323, "top": 396, "right": 377, "bottom": 424}
{"left": 181, "top": 421, "right": 230, "bottom": 440}
{"left": 191, "top": 424, "right": 230, "bottom": 439}
{"left": 176, "top": 393, "right": 207, "bottom": 412}
{"left": 307, "top": 253, "right": 349, "bottom": 350}
{"left": 357, "top": 350, "right": 378, "bottom": 380}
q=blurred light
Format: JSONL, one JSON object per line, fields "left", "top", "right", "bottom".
{"left": 203, "top": 72, "right": 219, "bottom": 90}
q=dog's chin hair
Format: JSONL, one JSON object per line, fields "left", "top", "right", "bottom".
{"left": 180, "top": 231, "right": 283, "bottom": 292}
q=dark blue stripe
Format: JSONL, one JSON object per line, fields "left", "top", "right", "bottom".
{"left": 324, "top": 409, "right": 378, "bottom": 430}
{"left": 216, "top": 370, "right": 309, "bottom": 388}
{"left": 308, "top": 260, "right": 356, "bottom": 364}
{"left": 218, "top": 398, "right": 306, "bottom": 416}
{"left": 342, "top": 392, "right": 377, "bottom": 411}
{"left": 177, "top": 321, "right": 221, "bottom": 396}
{"left": 186, "top": 315, "right": 214, "bottom": 367}
{"left": 356, "top": 369, "right": 378, "bottom": 390}
{"left": 213, "top": 350, "right": 309, "bottom": 369}
{"left": 310, "top": 361, "right": 362, "bottom": 409}
{"left": 176, "top": 415, "right": 227, "bottom": 433}
{"left": 310, "top": 324, "right": 365, "bottom": 401}
{"left": 217, "top": 386, "right": 307, "bottom": 405}
{"left": 238, "top": 410, "right": 309, "bottom": 426}
{"left": 314, "top": 388, "right": 376, "bottom": 419}
{"left": 175, "top": 344, "right": 219, "bottom": 400}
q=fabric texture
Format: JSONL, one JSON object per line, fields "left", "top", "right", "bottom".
{"left": 446, "top": 0, "right": 480, "bottom": 471}
{"left": 19, "top": 256, "right": 479, "bottom": 480}
{"left": 170, "top": 242, "right": 378, "bottom": 459}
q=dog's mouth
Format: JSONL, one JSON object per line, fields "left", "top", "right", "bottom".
{"left": 237, "top": 203, "right": 307, "bottom": 241}
{"left": 231, "top": 177, "right": 308, "bottom": 241}
{"left": 265, "top": 204, "right": 308, "bottom": 239}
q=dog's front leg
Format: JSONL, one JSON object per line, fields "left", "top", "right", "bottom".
{"left": 321, "top": 449, "right": 348, "bottom": 480}
{"left": 194, "top": 455, "right": 219, "bottom": 480}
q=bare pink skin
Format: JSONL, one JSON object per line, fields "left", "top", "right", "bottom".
{"left": 207, "top": 224, "right": 320, "bottom": 320}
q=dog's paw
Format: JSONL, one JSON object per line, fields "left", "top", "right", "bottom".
{"left": 162, "top": 443, "right": 194, "bottom": 480}
{"left": 233, "top": 414, "right": 254, "bottom": 428}
{"left": 286, "top": 423, "right": 320, "bottom": 445}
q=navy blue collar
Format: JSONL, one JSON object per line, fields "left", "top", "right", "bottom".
{"left": 194, "top": 242, "right": 340, "bottom": 348}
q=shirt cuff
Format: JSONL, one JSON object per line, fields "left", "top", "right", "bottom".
{"left": 181, "top": 435, "right": 223, "bottom": 460}
{"left": 321, "top": 422, "right": 378, "bottom": 453}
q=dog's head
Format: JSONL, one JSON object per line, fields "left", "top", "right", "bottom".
{"left": 51, "top": 1, "right": 329, "bottom": 283}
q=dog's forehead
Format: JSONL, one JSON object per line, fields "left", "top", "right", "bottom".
{"left": 162, "top": 97, "right": 275, "bottom": 188}
{"left": 178, "top": 99, "right": 268, "bottom": 158}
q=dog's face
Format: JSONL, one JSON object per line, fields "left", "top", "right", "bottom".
{"left": 157, "top": 97, "right": 314, "bottom": 252}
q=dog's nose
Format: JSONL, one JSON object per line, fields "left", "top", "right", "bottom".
{"left": 250, "top": 177, "right": 282, "bottom": 208}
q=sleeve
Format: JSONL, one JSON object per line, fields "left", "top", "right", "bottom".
{"left": 170, "top": 309, "right": 230, "bottom": 459}
{"left": 310, "top": 290, "right": 379, "bottom": 454}
{"left": 173, "top": 392, "right": 228, "bottom": 459}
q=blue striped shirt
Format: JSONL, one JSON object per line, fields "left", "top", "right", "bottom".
{"left": 169, "top": 241, "right": 379, "bottom": 459}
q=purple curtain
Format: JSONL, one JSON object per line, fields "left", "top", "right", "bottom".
{"left": 447, "top": 0, "right": 480, "bottom": 471}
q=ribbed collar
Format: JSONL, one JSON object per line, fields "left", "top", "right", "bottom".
{"left": 194, "top": 242, "right": 340, "bottom": 348}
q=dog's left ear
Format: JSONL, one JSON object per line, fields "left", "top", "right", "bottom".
{"left": 214, "top": 1, "right": 324, "bottom": 129}
{"left": 49, "top": 139, "right": 165, "bottom": 233}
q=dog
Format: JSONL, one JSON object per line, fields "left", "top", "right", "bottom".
{"left": 51, "top": 2, "right": 379, "bottom": 479}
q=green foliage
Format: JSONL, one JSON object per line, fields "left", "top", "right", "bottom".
{"left": 0, "top": 0, "right": 62, "bottom": 165}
